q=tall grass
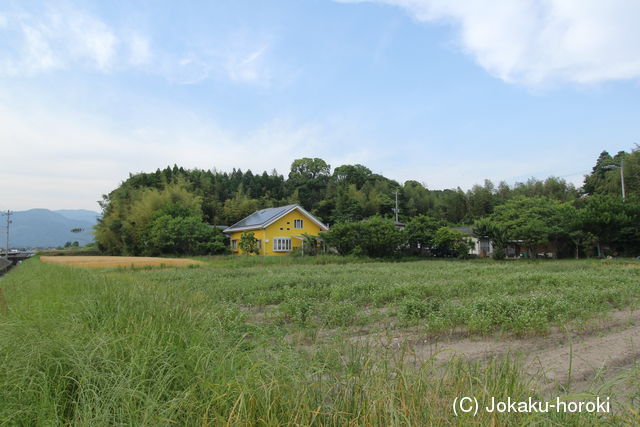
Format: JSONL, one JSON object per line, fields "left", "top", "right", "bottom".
{"left": 123, "top": 258, "right": 640, "bottom": 334}
{"left": 0, "top": 258, "right": 634, "bottom": 424}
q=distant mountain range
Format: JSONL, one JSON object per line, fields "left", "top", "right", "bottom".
{"left": 8, "top": 209, "right": 100, "bottom": 249}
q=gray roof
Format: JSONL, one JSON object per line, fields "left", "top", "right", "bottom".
{"left": 224, "top": 205, "right": 298, "bottom": 233}
{"left": 452, "top": 226, "right": 474, "bottom": 235}
{"left": 223, "top": 204, "right": 329, "bottom": 234}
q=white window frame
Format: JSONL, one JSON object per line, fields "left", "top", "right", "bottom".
{"left": 294, "top": 219, "right": 303, "bottom": 229}
{"left": 231, "top": 239, "right": 238, "bottom": 251}
{"left": 273, "top": 237, "right": 292, "bottom": 252}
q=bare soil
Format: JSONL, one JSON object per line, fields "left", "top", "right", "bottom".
{"left": 349, "top": 309, "right": 640, "bottom": 398}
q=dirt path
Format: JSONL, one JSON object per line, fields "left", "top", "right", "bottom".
{"left": 352, "top": 309, "right": 640, "bottom": 396}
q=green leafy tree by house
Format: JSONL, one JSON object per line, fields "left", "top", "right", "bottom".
{"left": 239, "top": 232, "right": 260, "bottom": 255}
{"left": 578, "top": 195, "right": 640, "bottom": 256}
{"left": 301, "top": 233, "right": 322, "bottom": 256}
{"left": 144, "top": 215, "right": 227, "bottom": 256}
{"left": 472, "top": 217, "right": 508, "bottom": 259}
{"left": 323, "top": 217, "right": 403, "bottom": 257}
{"left": 433, "top": 227, "right": 473, "bottom": 258}
{"left": 404, "top": 215, "right": 443, "bottom": 255}
{"left": 487, "top": 196, "right": 567, "bottom": 258}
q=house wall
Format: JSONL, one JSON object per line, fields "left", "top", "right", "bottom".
{"left": 506, "top": 242, "right": 557, "bottom": 259}
{"left": 228, "top": 209, "right": 324, "bottom": 256}
{"left": 465, "top": 236, "right": 493, "bottom": 257}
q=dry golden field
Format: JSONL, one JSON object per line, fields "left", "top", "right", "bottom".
{"left": 39, "top": 256, "right": 203, "bottom": 269}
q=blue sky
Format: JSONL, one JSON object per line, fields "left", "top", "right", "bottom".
{"left": 1, "top": 0, "right": 639, "bottom": 210}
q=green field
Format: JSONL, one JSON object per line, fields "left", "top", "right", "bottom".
{"left": 1, "top": 257, "right": 639, "bottom": 425}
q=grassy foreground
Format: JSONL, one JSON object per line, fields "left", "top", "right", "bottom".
{"left": 0, "top": 257, "right": 638, "bottom": 425}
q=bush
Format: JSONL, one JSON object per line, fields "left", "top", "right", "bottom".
{"left": 325, "top": 301, "right": 358, "bottom": 327}
{"left": 239, "top": 232, "right": 260, "bottom": 255}
{"left": 492, "top": 247, "right": 506, "bottom": 260}
{"left": 434, "top": 227, "right": 473, "bottom": 258}
{"left": 323, "top": 217, "right": 404, "bottom": 257}
{"left": 404, "top": 215, "right": 443, "bottom": 255}
{"left": 280, "top": 297, "right": 315, "bottom": 325}
{"left": 400, "top": 297, "right": 441, "bottom": 320}
{"left": 143, "top": 215, "right": 227, "bottom": 256}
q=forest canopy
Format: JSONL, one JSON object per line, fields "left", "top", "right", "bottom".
{"left": 95, "top": 148, "right": 640, "bottom": 257}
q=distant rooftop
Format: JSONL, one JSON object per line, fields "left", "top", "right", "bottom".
{"left": 452, "top": 226, "right": 473, "bottom": 235}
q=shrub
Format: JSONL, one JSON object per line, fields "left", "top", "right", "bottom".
{"left": 280, "top": 297, "right": 315, "bottom": 325}
{"left": 239, "top": 232, "right": 260, "bottom": 255}
{"left": 144, "top": 215, "right": 227, "bottom": 256}
{"left": 400, "top": 297, "right": 441, "bottom": 320}
{"left": 323, "top": 217, "right": 404, "bottom": 257}
{"left": 325, "top": 301, "right": 358, "bottom": 327}
{"left": 492, "top": 247, "right": 506, "bottom": 260}
{"left": 433, "top": 227, "right": 473, "bottom": 258}
{"left": 404, "top": 215, "right": 443, "bottom": 255}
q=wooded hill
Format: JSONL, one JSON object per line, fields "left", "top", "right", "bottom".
{"left": 95, "top": 147, "right": 640, "bottom": 257}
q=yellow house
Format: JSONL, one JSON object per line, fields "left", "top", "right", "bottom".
{"left": 223, "top": 204, "right": 329, "bottom": 256}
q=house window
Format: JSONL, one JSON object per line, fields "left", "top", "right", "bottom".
{"left": 231, "top": 239, "right": 238, "bottom": 251}
{"left": 273, "top": 237, "right": 292, "bottom": 252}
{"left": 294, "top": 219, "right": 303, "bottom": 229}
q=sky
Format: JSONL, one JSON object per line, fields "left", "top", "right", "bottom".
{"left": 1, "top": 0, "right": 639, "bottom": 211}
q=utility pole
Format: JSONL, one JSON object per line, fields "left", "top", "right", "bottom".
{"left": 393, "top": 191, "right": 400, "bottom": 223}
{"left": 2, "top": 211, "right": 11, "bottom": 259}
{"left": 604, "top": 160, "right": 626, "bottom": 201}
{"left": 620, "top": 158, "right": 626, "bottom": 201}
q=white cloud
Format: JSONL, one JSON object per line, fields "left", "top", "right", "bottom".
{"left": 19, "top": 24, "right": 60, "bottom": 73}
{"left": 340, "top": 0, "right": 640, "bottom": 85}
{"left": 0, "top": 5, "right": 274, "bottom": 86}
{"left": 0, "top": 90, "right": 358, "bottom": 210}
{"left": 51, "top": 8, "right": 118, "bottom": 70}
{"left": 0, "top": 6, "right": 124, "bottom": 75}
{"left": 226, "top": 45, "right": 270, "bottom": 84}
{"left": 164, "top": 42, "right": 275, "bottom": 86}
{"left": 127, "top": 33, "right": 151, "bottom": 66}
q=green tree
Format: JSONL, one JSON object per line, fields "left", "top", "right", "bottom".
{"left": 332, "top": 164, "right": 372, "bottom": 188}
{"left": 578, "top": 195, "right": 640, "bottom": 256}
{"left": 144, "top": 215, "right": 227, "bottom": 256}
{"left": 289, "top": 158, "right": 331, "bottom": 180}
{"left": 433, "top": 227, "right": 473, "bottom": 258}
{"left": 402, "top": 181, "right": 432, "bottom": 217}
{"left": 431, "top": 188, "right": 467, "bottom": 223}
{"left": 323, "top": 217, "right": 404, "bottom": 257}
{"left": 472, "top": 217, "right": 508, "bottom": 259}
{"left": 301, "top": 232, "right": 322, "bottom": 256}
{"left": 466, "top": 180, "right": 496, "bottom": 220}
{"left": 322, "top": 221, "right": 362, "bottom": 255}
{"left": 487, "top": 196, "right": 568, "bottom": 258}
{"left": 222, "top": 188, "right": 260, "bottom": 225}
{"left": 238, "top": 232, "right": 260, "bottom": 255}
{"left": 358, "top": 217, "right": 404, "bottom": 257}
{"left": 96, "top": 180, "right": 203, "bottom": 255}
{"left": 404, "top": 215, "right": 443, "bottom": 254}
{"left": 288, "top": 158, "right": 331, "bottom": 211}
